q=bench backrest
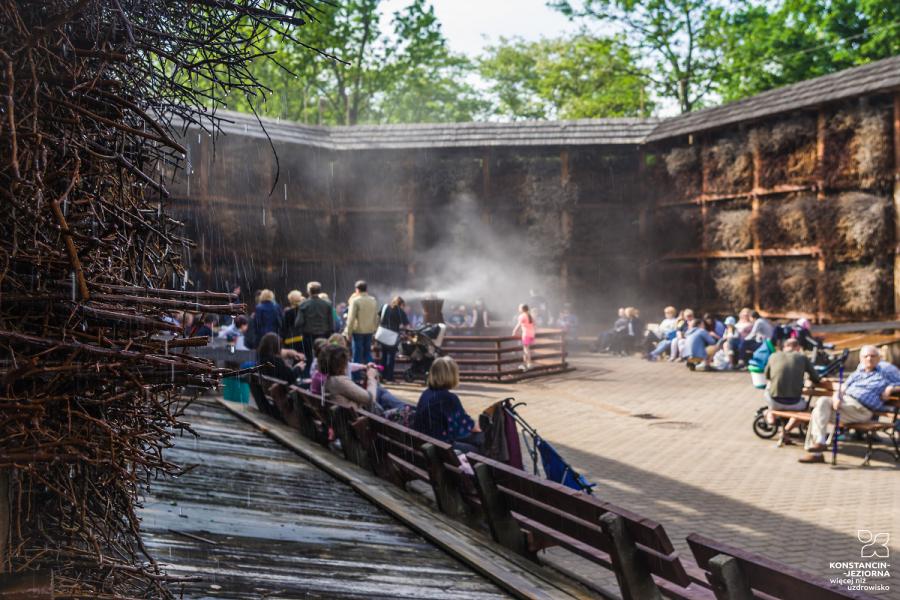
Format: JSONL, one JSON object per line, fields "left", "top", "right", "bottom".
{"left": 359, "top": 409, "right": 452, "bottom": 480}
{"left": 687, "top": 533, "right": 877, "bottom": 600}
{"left": 467, "top": 454, "right": 704, "bottom": 599}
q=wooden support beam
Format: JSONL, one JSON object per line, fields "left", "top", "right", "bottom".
{"left": 656, "top": 184, "right": 816, "bottom": 208}
{"left": 598, "top": 513, "right": 663, "bottom": 600}
{"left": 560, "top": 149, "right": 570, "bottom": 186}
{"left": 663, "top": 246, "right": 822, "bottom": 261}
{"left": 707, "top": 554, "right": 754, "bottom": 600}
{"left": 816, "top": 109, "right": 827, "bottom": 200}
{"left": 406, "top": 211, "right": 415, "bottom": 278}
{"left": 472, "top": 463, "right": 528, "bottom": 557}
{"left": 893, "top": 94, "right": 900, "bottom": 317}
{"left": 751, "top": 144, "right": 762, "bottom": 312}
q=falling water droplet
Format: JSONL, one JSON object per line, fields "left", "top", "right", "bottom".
{"left": 70, "top": 272, "right": 76, "bottom": 302}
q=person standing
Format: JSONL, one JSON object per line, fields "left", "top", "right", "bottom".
{"left": 281, "top": 290, "right": 305, "bottom": 354}
{"left": 344, "top": 280, "right": 378, "bottom": 364}
{"left": 378, "top": 296, "right": 409, "bottom": 382}
{"left": 296, "top": 281, "right": 335, "bottom": 372}
{"left": 470, "top": 299, "right": 490, "bottom": 334}
{"left": 512, "top": 304, "right": 536, "bottom": 370}
{"left": 251, "top": 289, "right": 282, "bottom": 348}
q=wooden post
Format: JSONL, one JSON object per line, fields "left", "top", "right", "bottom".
{"left": 598, "top": 513, "right": 662, "bottom": 600}
{"left": 421, "top": 443, "right": 467, "bottom": 519}
{"left": 472, "top": 463, "right": 527, "bottom": 555}
{"left": 707, "top": 554, "right": 754, "bottom": 600}
{"left": 560, "top": 149, "right": 570, "bottom": 186}
{"left": 893, "top": 94, "right": 900, "bottom": 317}
{"left": 816, "top": 108, "right": 831, "bottom": 321}
{"left": 560, "top": 210, "right": 572, "bottom": 298}
{"left": 816, "top": 109, "right": 827, "bottom": 200}
{"left": 406, "top": 211, "right": 415, "bottom": 278}
{"left": 0, "top": 470, "right": 7, "bottom": 573}
{"left": 750, "top": 143, "right": 763, "bottom": 312}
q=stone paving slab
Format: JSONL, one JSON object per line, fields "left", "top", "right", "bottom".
{"left": 389, "top": 353, "right": 900, "bottom": 597}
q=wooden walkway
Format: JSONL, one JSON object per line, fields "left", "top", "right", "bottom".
{"left": 139, "top": 400, "right": 508, "bottom": 599}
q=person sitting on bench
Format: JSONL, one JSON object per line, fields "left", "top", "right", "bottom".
{"left": 764, "top": 338, "right": 820, "bottom": 443}
{"left": 257, "top": 332, "right": 305, "bottom": 384}
{"left": 320, "top": 344, "right": 378, "bottom": 411}
{"left": 413, "top": 356, "right": 483, "bottom": 454}
{"left": 800, "top": 345, "right": 900, "bottom": 464}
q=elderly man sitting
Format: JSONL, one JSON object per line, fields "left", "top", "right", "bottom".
{"left": 799, "top": 345, "right": 900, "bottom": 464}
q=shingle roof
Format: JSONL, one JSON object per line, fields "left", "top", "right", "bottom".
{"left": 190, "top": 110, "right": 658, "bottom": 150}
{"left": 646, "top": 54, "right": 900, "bottom": 142}
{"left": 181, "top": 55, "right": 900, "bottom": 149}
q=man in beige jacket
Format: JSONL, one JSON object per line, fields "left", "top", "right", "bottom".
{"left": 344, "top": 280, "right": 379, "bottom": 364}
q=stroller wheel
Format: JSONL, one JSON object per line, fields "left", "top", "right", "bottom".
{"left": 753, "top": 412, "right": 778, "bottom": 439}
{"left": 403, "top": 369, "right": 415, "bottom": 383}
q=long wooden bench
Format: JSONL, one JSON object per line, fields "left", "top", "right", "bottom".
{"left": 769, "top": 382, "right": 900, "bottom": 465}
{"left": 358, "top": 409, "right": 479, "bottom": 518}
{"left": 687, "top": 533, "right": 877, "bottom": 599}
{"left": 467, "top": 454, "right": 714, "bottom": 600}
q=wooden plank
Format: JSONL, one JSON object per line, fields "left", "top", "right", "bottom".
{"left": 893, "top": 94, "right": 900, "bottom": 316}
{"left": 217, "top": 398, "right": 597, "bottom": 600}
{"left": 817, "top": 108, "right": 827, "bottom": 200}
{"left": 0, "top": 572, "right": 53, "bottom": 599}
{"left": 687, "top": 534, "right": 875, "bottom": 600}
{"left": 663, "top": 247, "right": 821, "bottom": 261}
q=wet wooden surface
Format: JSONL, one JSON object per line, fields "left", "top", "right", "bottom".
{"left": 140, "top": 399, "right": 509, "bottom": 599}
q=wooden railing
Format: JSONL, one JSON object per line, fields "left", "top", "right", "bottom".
{"left": 400, "top": 327, "right": 571, "bottom": 382}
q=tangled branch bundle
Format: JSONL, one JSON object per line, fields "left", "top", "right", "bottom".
{"left": 0, "top": 1, "right": 323, "bottom": 597}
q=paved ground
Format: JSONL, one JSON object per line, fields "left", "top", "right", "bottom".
{"left": 389, "top": 353, "right": 899, "bottom": 597}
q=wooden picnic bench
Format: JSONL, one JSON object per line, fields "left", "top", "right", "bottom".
{"left": 687, "top": 533, "right": 878, "bottom": 599}
{"left": 466, "top": 453, "right": 714, "bottom": 600}
{"left": 768, "top": 381, "right": 900, "bottom": 465}
{"left": 358, "top": 409, "right": 480, "bottom": 519}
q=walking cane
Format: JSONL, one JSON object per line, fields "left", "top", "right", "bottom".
{"left": 832, "top": 366, "right": 843, "bottom": 466}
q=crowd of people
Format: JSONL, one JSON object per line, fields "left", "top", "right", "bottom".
{"left": 593, "top": 305, "right": 819, "bottom": 372}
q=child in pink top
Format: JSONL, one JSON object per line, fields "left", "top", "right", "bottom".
{"left": 512, "top": 304, "right": 536, "bottom": 370}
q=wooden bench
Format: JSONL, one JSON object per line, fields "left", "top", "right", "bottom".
{"left": 249, "top": 373, "right": 286, "bottom": 419}
{"left": 467, "top": 454, "right": 714, "bottom": 600}
{"left": 769, "top": 383, "right": 900, "bottom": 465}
{"left": 687, "top": 533, "right": 877, "bottom": 599}
{"left": 358, "top": 410, "right": 479, "bottom": 519}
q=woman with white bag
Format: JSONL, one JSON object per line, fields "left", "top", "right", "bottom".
{"left": 376, "top": 296, "right": 409, "bottom": 382}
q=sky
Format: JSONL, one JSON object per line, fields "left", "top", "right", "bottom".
{"left": 380, "top": 0, "right": 584, "bottom": 57}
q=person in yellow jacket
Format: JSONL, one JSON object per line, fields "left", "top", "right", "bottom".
{"left": 344, "top": 280, "right": 379, "bottom": 364}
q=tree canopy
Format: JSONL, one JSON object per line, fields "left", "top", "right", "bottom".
{"left": 230, "top": 0, "right": 486, "bottom": 125}
{"left": 227, "top": 0, "right": 900, "bottom": 123}
{"left": 479, "top": 34, "right": 654, "bottom": 120}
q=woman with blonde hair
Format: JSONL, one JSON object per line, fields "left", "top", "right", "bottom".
{"left": 251, "top": 288, "right": 282, "bottom": 346}
{"left": 281, "top": 289, "right": 304, "bottom": 353}
{"left": 412, "top": 357, "right": 482, "bottom": 452}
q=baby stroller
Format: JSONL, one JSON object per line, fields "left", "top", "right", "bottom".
{"left": 399, "top": 323, "right": 447, "bottom": 382}
{"left": 503, "top": 400, "right": 596, "bottom": 494}
{"left": 752, "top": 348, "right": 849, "bottom": 439}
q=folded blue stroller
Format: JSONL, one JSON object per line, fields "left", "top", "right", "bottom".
{"left": 502, "top": 399, "right": 596, "bottom": 494}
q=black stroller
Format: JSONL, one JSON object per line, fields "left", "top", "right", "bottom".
{"left": 399, "top": 323, "right": 447, "bottom": 382}
{"left": 502, "top": 399, "right": 596, "bottom": 494}
{"left": 752, "top": 348, "right": 849, "bottom": 439}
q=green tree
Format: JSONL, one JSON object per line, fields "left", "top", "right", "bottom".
{"left": 479, "top": 34, "right": 653, "bottom": 120}
{"left": 707, "top": 0, "right": 900, "bottom": 102}
{"left": 231, "top": 0, "right": 486, "bottom": 124}
{"left": 550, "top": 0, "right": 722, "bottom": 113}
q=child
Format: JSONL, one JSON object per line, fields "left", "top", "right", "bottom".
{"left": 512, "top": 304, "right": 536, "bottom": 370}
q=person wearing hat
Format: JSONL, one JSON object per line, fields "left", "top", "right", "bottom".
{"left": 719, "top": 315, "right": 742, "bottom": 368}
